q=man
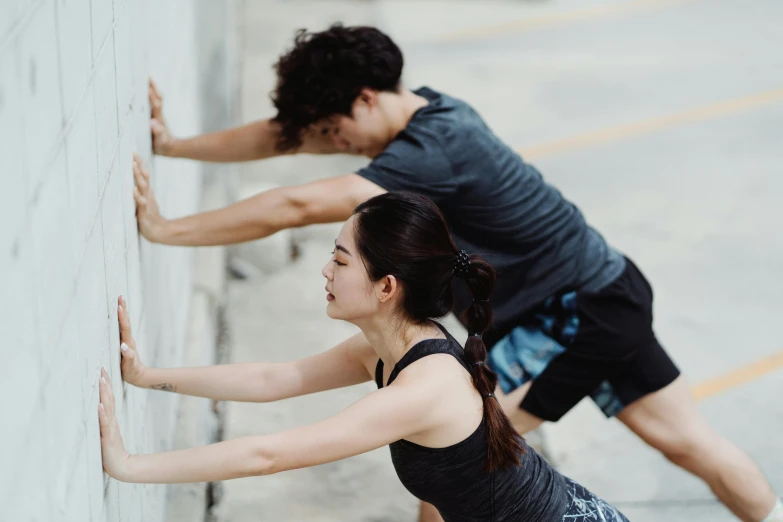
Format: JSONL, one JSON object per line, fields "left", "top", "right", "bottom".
{"left": 134, "top": 25, "right": 781, "bottom": 522}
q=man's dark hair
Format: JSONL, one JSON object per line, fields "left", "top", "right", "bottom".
{"left": 271, "top": 24, "right": 404, "bottom": 151}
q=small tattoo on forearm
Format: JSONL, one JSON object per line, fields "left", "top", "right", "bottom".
{"left": 151, "top": 383, "right": 176, "bottom": 392}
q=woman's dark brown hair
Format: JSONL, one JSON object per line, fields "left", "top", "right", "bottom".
{"left": 353, "top": 192, "right": 524, "bottom": 473}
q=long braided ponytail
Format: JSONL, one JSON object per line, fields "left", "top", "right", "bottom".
{"left": 454, "top": 251, "right": 525, "bottom": 473}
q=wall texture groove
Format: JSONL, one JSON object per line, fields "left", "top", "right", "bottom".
{"left": 0, "top": 0, "right": 237, "bottom": 520}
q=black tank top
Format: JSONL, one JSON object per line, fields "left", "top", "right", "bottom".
{"left": 375, "top": 328, "right": 570, "bottom": 522}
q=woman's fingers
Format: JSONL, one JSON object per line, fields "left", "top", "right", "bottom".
{"left": 99, "top": 369, "right": 110, "bottom": 419}
{"left": 117, "top": 296, "right": 133, "bottom": 340}
{"left": 101, "top": 368, "right": 115, "bottom": 409}
{"left": 120, "top": 342, "right": 135, "bottom": 362}
{"left": 118, "top": 305, "right": 136, "bottom": 364}
{"left": 98, "top": 399, "right": 107, "bottom": 428}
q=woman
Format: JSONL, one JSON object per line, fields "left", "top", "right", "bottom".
{"left": 99, "top": 192, "right": 629, "bottom": 521}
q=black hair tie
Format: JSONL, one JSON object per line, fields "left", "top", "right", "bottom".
{"left": 484, "top": 392, "right": 495, "bottom": 399}
{"left": 453, "top": 250, "right": 470, "bottom": 279}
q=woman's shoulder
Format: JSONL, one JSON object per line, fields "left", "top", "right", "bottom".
{"left": 393, "top": 342, "right": 469, "bottom": 389}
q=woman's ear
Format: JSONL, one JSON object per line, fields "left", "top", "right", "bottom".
{"left": 377, "top": 274, "right": 399, "bottom": 303}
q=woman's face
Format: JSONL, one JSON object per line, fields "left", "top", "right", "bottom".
{"left": 322, "top": 216, "right": 384, "bottom": 322}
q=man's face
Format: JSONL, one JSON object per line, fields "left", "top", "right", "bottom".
{"left": 314, "top": 91, "right": 391, "bottom": 158}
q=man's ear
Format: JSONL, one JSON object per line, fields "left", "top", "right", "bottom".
{"left": 358, "top": 88, "right": 379, "bottom": 109}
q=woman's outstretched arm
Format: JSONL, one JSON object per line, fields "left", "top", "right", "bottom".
{"left": 99, "top": 362, "right": 436, "bottom": 483}
{"left": 117, "top": 296, "right": 374, "bottom": 402}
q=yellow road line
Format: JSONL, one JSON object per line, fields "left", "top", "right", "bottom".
{"left": 439, "top": 0, "right": 697, "bottom": 43}
{"left": 694, "top": 350, "right": 783, "bottom": 401}
{"left": 519, "top": 88, "right": 783, "bottom": 160}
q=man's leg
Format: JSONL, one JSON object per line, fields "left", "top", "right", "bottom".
{"left": 495, "top": 381, "right": 545, "bottom": 434}
{"left": 617, "top": 375, "right": 777, "bottom": 522}
{"left": 418, "top": 383, "right": 544, "bottom": 522}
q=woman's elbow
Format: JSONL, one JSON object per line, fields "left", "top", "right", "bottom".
{"left": 244, "top": 440, "right": 283, "bottom": 477}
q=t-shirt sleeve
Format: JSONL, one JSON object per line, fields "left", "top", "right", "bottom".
{"left": 356, "top": 135, "right": 458, "bottom": 202}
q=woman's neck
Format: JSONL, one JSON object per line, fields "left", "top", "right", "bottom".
{"left": 357, "top": 316, "right": 443, "bottom": 369}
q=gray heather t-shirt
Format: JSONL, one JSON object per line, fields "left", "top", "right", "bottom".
{"left": 357, "top": 87, "right": 625, "bottom": 345}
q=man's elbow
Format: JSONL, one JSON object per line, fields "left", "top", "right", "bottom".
{"left": 279, "top": 188, "right": 342, "bottom": 227}
{"left": 282, "top": 189, "right": 315, "bottom": 227}
{"left": 246, "top": 187, "right": 311, "bottom": 235}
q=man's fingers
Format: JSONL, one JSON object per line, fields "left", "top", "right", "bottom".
{"left": 133, "top": 163, "right": 149, "bottom": 191}
{"left": 133, "top": 186, "right": 147, "bottom": 207}
{"left": 149, "top": 85, "right": 163, "bottom": 117}
{"left": 149, "top": 78, "right": 162, "bottom": 99}
{"left": 150, "top": 118, "right": 164, "bottom": 135}
{"left": 148, "top": 81, "right": 162, "bottom": 103}
{"left": 132, "top": 153, "right": 144, "bottom": 172}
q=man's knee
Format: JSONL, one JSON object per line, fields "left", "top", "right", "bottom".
{"left": 617, "top": 377, "right": 718, "bottom": 467}
{"left": 656, "top": 432, "right": 711, "bottom": 467}
{"left": 624, "top": 409, "right": 717, "bottom": 468}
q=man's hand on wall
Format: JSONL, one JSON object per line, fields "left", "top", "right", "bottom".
{"left": 132, "top": 154, "right": 168, "bottom": 243}
{"left": 117, "top": 296, "right": 147, "bottom": 387}
{"left": 149, "top": 79, "right": 176, "bottom": 156}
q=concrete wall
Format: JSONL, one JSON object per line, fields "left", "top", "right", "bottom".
{"left": 0, "top": 0, "right": 235, "bottom": 520}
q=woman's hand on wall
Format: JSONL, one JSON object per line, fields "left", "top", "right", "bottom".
{"left": 98, "top": 368, "right": 131, "bottom": 480}
{"left": 118, "top": 296, "right": 148, "bottom": 387}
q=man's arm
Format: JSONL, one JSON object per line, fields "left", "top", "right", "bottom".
{"left": 149, "top": 79, "right": 339, "bottom": 161}
{"left": 132, "top": 155, "right": 385, "bottom": 246}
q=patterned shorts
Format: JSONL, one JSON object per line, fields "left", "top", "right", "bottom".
{"left": 488, "top": 257, "right": 680, "bottom": 421}
{"left": 562, "top": 478, "right": 629, "bottom": 521}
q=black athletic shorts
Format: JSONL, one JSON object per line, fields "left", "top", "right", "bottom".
{"left": 487, "top": 257, "right": 680, "bottom": 422}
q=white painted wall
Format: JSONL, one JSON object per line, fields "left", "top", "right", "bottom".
{"left": 0, "top": 0, "right": 235, "bottom": 520}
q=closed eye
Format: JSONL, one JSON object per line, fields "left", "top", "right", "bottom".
{"left": 330, "top": 251, "right": 346, "bottom": 266}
